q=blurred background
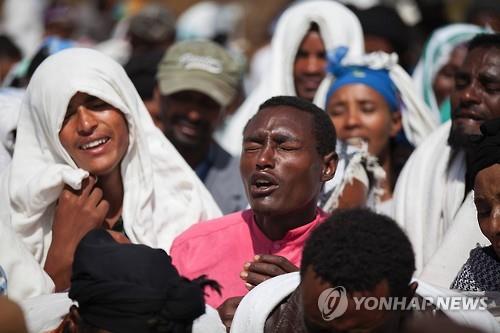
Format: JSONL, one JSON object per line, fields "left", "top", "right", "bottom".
{"left": 0, "top": 0, "right": 498, "bottom": 88}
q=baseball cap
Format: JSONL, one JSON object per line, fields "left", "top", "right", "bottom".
{"left": 157, "top": 40, "right": 241, "bottom": 107}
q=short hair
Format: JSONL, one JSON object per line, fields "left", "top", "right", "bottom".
{"left": 245, "top": 96, "right": 336, "bottom": 156}
{"left": 301, "top": 208, "right": 415, "bottom": 297}
{"left": 468, "top": 33, "right": 500, "bottom": 52}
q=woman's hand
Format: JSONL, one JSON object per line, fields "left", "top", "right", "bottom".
{"left": 44, "top": 176, "right": 109, "bottom": 291}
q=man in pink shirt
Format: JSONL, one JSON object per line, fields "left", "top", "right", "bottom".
{"left": 170, "top": 96, "right": 338, "bottom": 313}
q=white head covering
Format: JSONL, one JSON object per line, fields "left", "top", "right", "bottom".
{"left": 215, "top": 0, "right": 364, "bottom": 156}
{"left": 412, "top": 24, "right": 489, "bottom": 123}
{"left": 0, "top": 88, "right": 24, "bottom": 155}
{"left": 0, "top": 48, "right": 222, "bottom": 268}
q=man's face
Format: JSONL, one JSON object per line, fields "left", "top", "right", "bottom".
{"left": 240, "top": 106, "right": 334, "bottom": 216}
{"left": 474, "top": 164, "right": 500, "bottom": 259}
{"left": 301, "top": 266, "right": 396, "bottom": 333}
{"left": 293, "top": 31, "right": 327, "bottom": 101}
{"left": 160, "top": 90, "right": 223, "bottom": 148}
{"left": 450, "top": 47, "right": 500, "bottom": 149}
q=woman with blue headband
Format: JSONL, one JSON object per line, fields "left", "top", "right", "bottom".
{"left": 325, "top": 50, "right": 421, "bottom": 214}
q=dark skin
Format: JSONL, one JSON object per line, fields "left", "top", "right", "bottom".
{"left": 301, "top": 265, "right": 418, "bottom": 333}
{"left": 160, "top": 90, "right": 224, "bottom": 168}
{"left": 44, "top": 93, "right": 128, "bottom": 291}
{"left": 450, "top": 47, "right": 500, "bottom": 148}
{"left": 433, "top": 45, "right": 467, "bottom": 108}
{"left": 473, "top": 164, "right": 500, "bottom": 259}
{"left": 218, "top": 106, "right": 338, "bottom": 331}
{"left": 294, "top": 30, "right": 327, "bottom": 101}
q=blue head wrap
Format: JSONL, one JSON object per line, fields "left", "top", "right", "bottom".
{"left": 325, "top": 47, "right": 400, "bottom": 111}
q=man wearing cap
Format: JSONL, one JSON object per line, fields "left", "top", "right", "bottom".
{"left": 157, "top": 40, "right": 247, "bottom": 214}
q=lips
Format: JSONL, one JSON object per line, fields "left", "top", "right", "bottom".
{"left": 249, "top": 172, "right": 279, "bottom": 198}
{"left": 78, "top": 136, "right": 110, "bottom": 152}
{"left": 454, "top": 109, "right": 484, "bottom": 121}
{"left": 300, "top": 77, "right": 322, "bottom": 90}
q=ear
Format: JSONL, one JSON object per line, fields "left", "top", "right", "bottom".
{"left": 389, "top": 111, "right": 402, "bottom": 138}
{"left": 321, "top": 152, "right": 338, "bottom": 182}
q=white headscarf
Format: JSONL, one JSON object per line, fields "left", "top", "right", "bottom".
{"left": 412, "top": 24, "right": 489, "bottom": 123}
{"left": 216, "top": 0, "right": 364, "bottom": 156}
{"left": 0, "top": 48, "right": 222, "bottom": 268}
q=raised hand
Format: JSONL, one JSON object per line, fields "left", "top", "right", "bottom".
{"left": 44, "top": 176, "right": 109, "bottom": 291}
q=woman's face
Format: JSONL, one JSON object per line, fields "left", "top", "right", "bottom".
{"left": 432, "top": 45, "right": 467, "bottom": 108}
{"left": 473, "top": 164, "right": 500, "bottom": 258}
{"left": 59, "top": 92, "right": 129, "bottom": 176}
{"left": 327, "top": 84, "right": 401, "bottom": 158}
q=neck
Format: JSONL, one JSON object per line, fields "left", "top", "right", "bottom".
{"left": 96, "top": 168, "right": 123, "bottom": 228}
{"left": 378, "top": 146, "right": 394, "bottom": 202}
{"left": 175, "top": 142, "right": 211, "bottom": 168}
{"left": 254, "top": 201, "right": 318, "bottom": 241}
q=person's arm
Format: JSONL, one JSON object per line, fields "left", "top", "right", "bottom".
{"left": 44, "top": 177, "right": 109, "bottom": 291}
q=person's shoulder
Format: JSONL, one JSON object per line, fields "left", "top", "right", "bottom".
{"left": 171, "top": 210, "right": 252, "bottom": 249}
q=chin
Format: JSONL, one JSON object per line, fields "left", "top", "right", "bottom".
{"left": 83, "top": 163, "right": 120, "bottom": 177}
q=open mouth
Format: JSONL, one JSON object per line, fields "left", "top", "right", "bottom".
{"left": 79, "top": 137, "right": 110, "bottom": 150}
{"left": 250, "top": 173, "right": 279, "bottom": 197}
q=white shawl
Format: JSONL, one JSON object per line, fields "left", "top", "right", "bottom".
{"left": 216, "top": 0, "right": 364, "bottom": 156}
{"left": 393, "top": 121, "right": 488, "bottom": 278}
{"left": 0, "top": 48, "right": 221, "bottom": 297}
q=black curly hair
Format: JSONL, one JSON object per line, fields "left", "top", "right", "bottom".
{"left": 301, "top": 208, "right": 415, "bottom": 297}
{"left": 243, "top": 95, "right": 337, "bottom": 156}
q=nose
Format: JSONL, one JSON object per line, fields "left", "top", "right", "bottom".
{"left": 460, "top": 81, "right": 481, "bottom": 106}
{"left": 256, "top": 142, "right": 275, "bottom": 170}
{"left": 305, "top": 55, "right": 323, "bottom": 74}
{"left": 76, "top": 106, "right": 98, "bottom": 135}
{"left": 488, "top": 207, "right": 500, "bottom": 239}
{"left": 186, "top": 108, "right": 202, "bottom": 122}
{"left": 345, "top": 109, "right": 362, "bottom": 129}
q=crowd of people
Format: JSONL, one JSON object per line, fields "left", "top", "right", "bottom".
{"left": 0, "top": 0, "right": 499, "bottom": 332}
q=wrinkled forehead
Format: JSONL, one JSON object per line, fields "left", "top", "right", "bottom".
{"left": 245, "top": 106, "right": 314, "bottom": 136}
{"left": 463, "top": 47, "right": 500, "bottom": 74}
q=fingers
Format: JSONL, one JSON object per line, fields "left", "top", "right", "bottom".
{"left": 240, "top": 270, "right": 269, "bottom": 290}
{"left": 244, "top": 261, "right": 289, "bottom": 278}
{"left": 252, "top": 254, "right": 299, "bottom": 273}
{"left": 217, "top": 296, "right": 243, "bottom": 332}
{"left": 80, "top": 175, "right": 97, "bottom": 196}
{"left": 240, "top": 255, "right": 299, "bottom": 290}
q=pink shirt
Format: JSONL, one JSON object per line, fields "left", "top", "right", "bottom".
{"left": 170, "top": 209, "right": 327, "bottom": 308}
